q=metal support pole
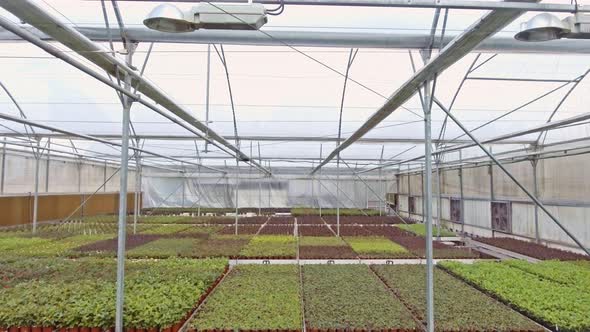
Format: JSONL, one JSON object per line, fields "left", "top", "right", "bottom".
{"left": 336, "top": 155, "right": 341, "bottom": 236}
{"left": 45, "top": 138, "right": 50, "bottom": 192}
{"left": 1, "top": 138, "right": 6, "bottom": 194}
{"left": 133, "top": 142, "right": 141, "bottom": 234}
{"left": 319, "top": 144, "right": 323, "bottom": 217}
{"left": 205, "top": 44, "right": 211, "bottom": 153}
{"left": 422, "top": 79, "right": 435, "bottom": 332}
{"left": 531, "top": 156, "right": 540, "bottom": 243}
{"left": 407, "top": 164, "right": 411, "bottom": 217}
{"left": 115, "top": 43, "right": 136, "bottom": 332}
{"left": 421, "top": 167, "right": 425, "bottom": 222}
{"left": 267, "top": 161, "right": 271, "bottom": 208}
{"left": 77, "top": 160, "right": 82, "bottom": 192}
{"left": 258, "top": 142, "right": 262, "bottom": 215}
{"left": 32, "top": 139, "right": 41, "bottom": 234}
{"left": 438, "top": 102, "right": 590, "bottom": 256}
{"left": 103, "top": 160, "right": 108, "bottom": 192}
{"left": 181, "top": 166, "right": 186, "bottom": 208}
{"left": 489, "top": 146, "right": 495, "bottom": 201}
{"left": 435, "top": 161, "right": 442, "bottom": 239}
{"left": 379, "top": 145, "right": 384, "bottom": 215}
{"left": 235, "top": 155, "right": 239, "bottom": 235}
{"left": 459, "top": 150, "right": 465, "bottom": 234}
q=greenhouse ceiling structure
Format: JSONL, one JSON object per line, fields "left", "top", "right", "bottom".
{"left": 1, "top": 0, "right": 590, "bottom": 332}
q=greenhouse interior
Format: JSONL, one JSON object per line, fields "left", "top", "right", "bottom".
{"left": 1, "top": 0, "right": 590, "bottom": 331}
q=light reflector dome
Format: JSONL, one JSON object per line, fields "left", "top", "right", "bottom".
{"left": 143, "top": 4, "right": 194, "bottom": 33}
{"left": 515, "top": 13, "right": 570, "bottom": 42}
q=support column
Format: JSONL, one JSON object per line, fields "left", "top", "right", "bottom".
{"left": 181, "top": 164, "right": 186, "bottom": 208}
{"left": 103, "top": 160, "right": 107, "bottom": 192}
{"left": 77, "top": 159, "right": 82, "bottom": 193}
{"left": 115, "top": 43, "right": 136, "bottom": 332}
{"left": 435, "top": 161, "right": 442, "bottom": 239}
{"left": 1, "top": 138, "right": 6, "bottom": 194}
{"left": 379, "top": 145, "right": 384, "bottom": 216}
{"left": 267, "top": 161, "right": 271, "bottom": 208}
{"left": 532, "top": 157, "right": 540, "bottom": 243}
{"left": 422, "top": 79, "right": 435, "bottom": 332}
{"left": 336, "top": 154, "right": 341, "bottom": 236}
{"left": 459, "top": 150, "right": 465, "bottom": 234}
{"left": 406, "top": 164, "right": 412, "bottom": 218}
{"left": 133, "top": 144, "right": 141, "bottom": 234}
{"left": 489, "top": 147, "right": 495, "bottom": 201}
{"left": 319, "top": 144, "right": 323, "bottom": 217}
{"left": 421, "top": 166, "right": 425, "bottom": 222}
{"left": 258, "top": 142, "right": 262, "bottom": 215}
{"left": 32, "top": 139, "right": 41, "bottom": 234}
{"left": 45, "top": 138, "right": 50, "bottom": 192}
{"left": 235, "top": 156, "right": 239, "bottom": 235}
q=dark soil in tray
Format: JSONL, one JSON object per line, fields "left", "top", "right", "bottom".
{"left": 299, "top": 245, "right": 358, "bottom": 259}
{"left": 258, "top": 225, "right": 294, "bottom": 235}
{"left": 74, "top": 234, "right": 162, "bottom": 252}
{"left": 475, "top": 237, "right": 589, "bottom": 261}
{"left": 298, "top": 225, "right": 334, "bottom": 236}
{"left": 267, "top": 216, "right": 295, "bottom": 225}
{"left": 323, "top": 216, "right": 405, "bottom": 225}
{"left": 238, "top": 217, "right": 268, "bottom": 225}
{"left": 218, "top": 225, "right": 261, "bottom": 235}
{"left": 296, "top": 216, "right": 325, "bottom": 225}
{"left": 336, "top": 226, "right": 374, "bottom": 236}
{"left": 391, "top": 236, "right": 483, "bottom": 259}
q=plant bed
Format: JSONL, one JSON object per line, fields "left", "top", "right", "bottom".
{"left": 440, "top": 261, "right": 590, "bottom": 332}
{"left": 191, "top": 235, "right": 252, "bottom": 258}
{"left": 298, "top": 236, "right": 347, "bottom": 246}
{"left": 137, "top": 215, "right": 192, "bottom": 224}
{"left": 291, "top": 208, "right": 379, "bottom": 217}
{"left": 0, "top": 257, "right": 228, "bottom": 331}
{"left": 295, "top": 216, "right": 325, "bottom": 225}
{"left": 190, "top": 265, "right": 302, "bottom": 331}
{"left": 389, "top": 236, "right": 482, "bottom": 259}
{"left": 267, "top": 217, "right": 295, "bottom": 225}
{"left": 297, "top": 225, "right": 333, "bottom": 236}
{"left": 299, "top": 245, "right": 357, "bottom": 259}
{"left": 127, "top": 238, "right": 199, "bottom": 258}
{"left": 218, "top": 225, "right": 260, "bottom": 235}
{"left": 335, "top": 226, "right": 374, "bottom": 236}
{"left": 396, "top": 224, "right": 456, "bottom": 237}
{"left": 302, "top": 265, "right": 417, "bottom": 330}
{"left": 345, "top": 237, "right": 415, "bottom": 259}
{"left": 140, "top": 224, "right": 193, "bottom": 235}
{"left": 474, "top": 237, "right": 589, "bottom": 260}
{"left": 4, "top": 234, "right": 115, "bottom": 258}
{"left": 372, "top": 265, "right": 542, "bottom": 331}
{"left": 258, "top": 225, "right": 294, "bottom": 235}
{"left": 175, "top": 226, "right": 224, "bottom": 238}
{"left": 365, "top": 225, "right": 414, "bottom": 237}
{"left": 73, "top": 234, "right": 160, "bottom": 255}
{"left": 502, "top": 259, "right": 590, "bottom": 293}
{"left": 239, "top": 235, "right": 297, "bottom": 258}
{"left": 238, "top": 217, "right": 268, "bottom": 225}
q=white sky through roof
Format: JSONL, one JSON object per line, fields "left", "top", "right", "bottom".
{"left": 0, "top": 0, "right": 589, "bottom": 170}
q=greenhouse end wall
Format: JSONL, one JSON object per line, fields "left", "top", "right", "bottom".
{"left": 392, "top": 153, "right": 590, "bottom": 252}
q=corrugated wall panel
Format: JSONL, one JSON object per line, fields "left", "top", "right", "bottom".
{"left": 464, "top": 200, "right": 490, "bottom": 228}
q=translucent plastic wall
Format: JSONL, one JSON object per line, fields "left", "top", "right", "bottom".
{"left": 0, "top": 148, "right": 136, "bottom": 195}
{"left": 143, "top": 169, "right": 395, "bottom": 210}
{"left": 394, "top": 149, "right": 590, "bottom": 252}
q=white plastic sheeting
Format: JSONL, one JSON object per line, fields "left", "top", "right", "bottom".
{"left": 0, "top": 148, "right": 136, "bottom": 195}
{"left": 142, "top": 172, "right": 394, "bottom": 209}
{"left": 394, "top": 148, "right": 590, "bottom": 251}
